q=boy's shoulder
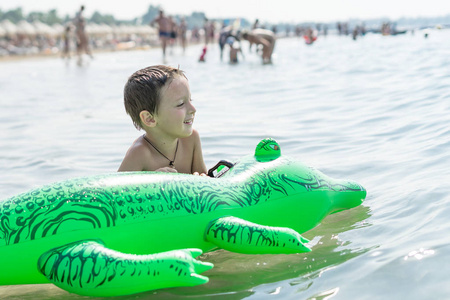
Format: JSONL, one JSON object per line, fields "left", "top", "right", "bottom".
{"left": 119, "top": 137, "right": 151, "bottom": 171}
{"left": 190, "top": 129, "right": 200, "bottom": 139}
{"left": 123, "top": 136, "right": 152, "bottom": 167}
{"left": 180, "top": 129, "right": 201, "bottom": 146}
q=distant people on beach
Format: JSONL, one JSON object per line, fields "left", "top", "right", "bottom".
{"left": 303, "top": 27, "right": 317, "bottom": 45}
{"left": 227, "top": 36, "right": 243, "bottom": 64}
{"left": 219, "top": 25, "right": 241, "bottom": 61}
{"left": 191, "top": 26, "right": 200, "bottom": 43}
{"left": 352, "top": 26, "right": 360, "bottom": 40}
{"left": 203, "top": 18, "right": 215, "bottom": 45}
{"left": 380, "top": 22, "right": 407, "bottom": 36}
{"left": 271, "top": 25, "right": 277, "bottom": 35}
{"left": 294, "top": 26, "right": 302, "bottom": 37}
{"left": 337, "top": 22, "right": 349, "bottom": 35}
{"left": 150, "top": 9, "right": 171, "bottom": 59}
{"left": 74, "top": 5, "right": 93, "bottom": 63}
{"left": 219, "top": 25, "right": 232, "bottom": 61}
{"left": 252, "top": 19, "right": 260, "bottom": 29}
{"left": 168, "top": 16, "right": 177, "bottom": 53}
{"left": 178, "top": 17, "right": 188, "bottom": 53}
{"left": 241, "top": 28, "right": 276, "bottom": 64}
{"left": 351, "top": 24, "right": 365, "bottom": 40}
{"left": 381, "top": 22, "right": 391, "bottom": 35}
{"left": 360, "top": 23, "right": 366, "bottom": 35}
{"left": 61, "top": 25, "right": 72, "bottom": 59}
{"left": 285, "top": 25, "right": 291, "bottom": 37}
{"left": 198, "top": 46, "right": 207, "bottom": 62}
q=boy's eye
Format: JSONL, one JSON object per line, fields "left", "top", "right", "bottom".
{"left": 177, "top": 102, "right": 184, "bottom": 107}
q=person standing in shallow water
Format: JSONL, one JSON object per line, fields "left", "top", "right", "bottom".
{"left": 241, "top": 28, "right": 276, "bottom": 64}
{"left": 61, "top": 25, "right": 72, "bottom": 59}
{"left": 74, "top": 5, "right": 93, "bottom": 64}
{"left": 150, "top": 10, "right": 171, "bottom": 60}
{"left": 178, "top": 17, "right": 188, "bottom": 53}
{"left": 118, "top": 65, "right": 207, "bottom": 175}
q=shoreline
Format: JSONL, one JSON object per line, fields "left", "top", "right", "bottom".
{"left": 0, "top": 35, "right": 295, "bottom": 63}
{"left": 0, "top": 44, "right": 158, "bottom": 63}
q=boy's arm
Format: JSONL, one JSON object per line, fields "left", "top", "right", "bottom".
{"left": 191, "top": 130, "right": 207, "bottom": 175}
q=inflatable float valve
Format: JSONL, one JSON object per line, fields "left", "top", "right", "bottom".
{"left": 255, "top": 138, "right": 281, "bottom": 162}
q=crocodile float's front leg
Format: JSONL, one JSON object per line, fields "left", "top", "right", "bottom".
{"left": 38, "top": 240, "right": 213, "bottom": 297}
{"left": 205, "top": 216, "right": 311, "bottom": 254}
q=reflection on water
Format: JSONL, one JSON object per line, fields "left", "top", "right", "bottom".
{"left": 1, "top": 29, "right": 450, "bottom": 299}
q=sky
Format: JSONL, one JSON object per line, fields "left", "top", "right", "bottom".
{"left": 2, "top": 0, "right": 449, "bottom": 24}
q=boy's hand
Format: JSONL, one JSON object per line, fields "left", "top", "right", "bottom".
{"left": 156, "top": 167, "right": 178, "bottom": 173}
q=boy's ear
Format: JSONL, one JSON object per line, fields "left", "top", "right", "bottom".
{"left": 139, "top": 110, "right": 157, "bottom": 127}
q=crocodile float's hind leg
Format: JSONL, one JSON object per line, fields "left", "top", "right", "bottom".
{"left": 38, "top": 240, "right": 213, "bottom": 297}
{"left": 205, "top": 216, "right": 311, "bottom": 254}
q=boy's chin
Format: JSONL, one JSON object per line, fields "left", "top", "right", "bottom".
{"left": 180, "top": 128, "right": 193, "bottom": 137}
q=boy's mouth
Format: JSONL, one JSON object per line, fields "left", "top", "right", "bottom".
{"left": 184, "top": 118, "right": 194, "bottom": 125}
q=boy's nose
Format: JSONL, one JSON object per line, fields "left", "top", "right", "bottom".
{"left": 188, "top": 101, "right": 196, "bottom": 114}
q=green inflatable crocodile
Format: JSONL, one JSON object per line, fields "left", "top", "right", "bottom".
{"left": 0, "top": 139, "right": 366, "bottom": 296}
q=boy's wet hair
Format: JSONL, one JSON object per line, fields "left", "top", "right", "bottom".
{"left": 124, "top": 65, "right": 186, "bottom": 130}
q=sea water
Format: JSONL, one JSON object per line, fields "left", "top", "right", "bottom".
{"left": 0, "top": 29, "right": 449, "bottom": 299}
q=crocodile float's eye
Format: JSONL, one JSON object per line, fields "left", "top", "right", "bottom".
{"left": 254, "top": 138, "right": 281, "bottom": 162}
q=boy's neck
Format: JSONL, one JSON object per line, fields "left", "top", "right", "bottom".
{"left": 143, "top": 132, "right": 178, "bottom": 152}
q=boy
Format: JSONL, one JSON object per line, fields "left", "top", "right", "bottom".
{"left": 118, "top": 65, "right": 207, "bottom": 175}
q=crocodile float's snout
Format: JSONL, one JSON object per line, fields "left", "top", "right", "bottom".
{"left": 329, "top": 179, "right": 366, "bottom": 214}
{"left": 253, "top": 138, "right": 367, "bottom": 214}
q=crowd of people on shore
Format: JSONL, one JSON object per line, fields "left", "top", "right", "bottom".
{"left": 0, "top": 16, "right": 158, "bottom": 60}
{"left": 149, "top": 10, "right": 281, "bottom": 64}
{"left": 0, "top": 6, "right": 279, "bottom": 65}
{"left": 2, "top": 6, "right": 429, "bottom": 65}
{"left": 0, "top": 8, "right": 222, "bottom": 62}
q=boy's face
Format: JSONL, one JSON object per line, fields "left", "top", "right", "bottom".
{"left": 154, "top": 76, "right": 196, "bottom": 138}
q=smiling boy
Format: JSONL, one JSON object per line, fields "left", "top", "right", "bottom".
{"left": 118, "top": 65, "right": 207, "bottom": 175}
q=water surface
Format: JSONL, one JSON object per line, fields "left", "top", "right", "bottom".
{"left": 0, "top": 29, "right": 449, "bottom": 299}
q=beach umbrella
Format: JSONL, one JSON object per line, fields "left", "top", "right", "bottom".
{"left": 127, "top": 25, "right": 136, "bottom": 34}
{"left": 135, "top": 25, "right": 145, "bottom": 34}
{"left": 113, "top": 24, "right": 125, "bottom": 36}
{"left": 32, "top": 20, "right": 57, "bottom": 37}
{"left": 87, "top": 23, "right": 113, "bottom": 37}
{"left": 16, "top": 20, "right": 36, "bottom": 36}
{"left": 137, "top": 25, "right": 155, "bottom": 34}
{"left": 86, "top": 23, "right": 100, "bottom": 35}
{"left": 0, "top": 20, "right": 18, "bottom": 36}
{"left": 118, "top": 24, "right": 133, "bottom": 35}
{"left": 52, "top": 23, "right": 65, "bottom": 36}
{"left": 99, "top": 24, "right": 113, "bottom": 35}
{"left": 96, "top": 24, "right": 113, "bottom": 40}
